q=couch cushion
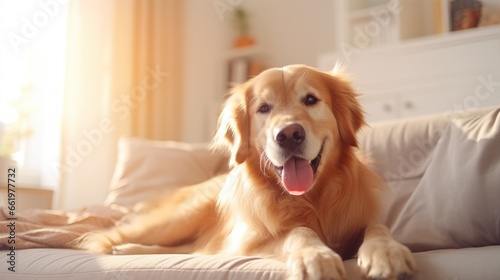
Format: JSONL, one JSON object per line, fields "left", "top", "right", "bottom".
{"left": 104, "top": 137, "right": 228, "bottom": 209}
{"left": 2, "top": 247, "right": 500, "bottom": 280}
{"left": 378, "top": 108, "right": 500, "bottom": 251}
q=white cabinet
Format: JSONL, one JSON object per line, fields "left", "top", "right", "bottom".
{"left": 363, "top": 89, "right": 500, "bottom": 123}
{"left": 319, "top": 24, "right": 500, "bottom": 124}
{"left": 360, "top": 71, "right": 500, "bottom": 123}
{"left": 362, "top": 97, "right": 398, "bottom": 123}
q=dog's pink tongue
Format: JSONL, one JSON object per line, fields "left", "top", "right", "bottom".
{"left": 282, "top": 157, "right": 313, "bottom": 196}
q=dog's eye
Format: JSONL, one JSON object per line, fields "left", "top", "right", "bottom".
{"left": 257, "top": 103, "right": 272, "bottom": 114}
{"left": 303, "top": 94, "right": 319, "bottom": 106}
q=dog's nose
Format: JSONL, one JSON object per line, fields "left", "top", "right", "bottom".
{"left": 275, "top": 124, "right": 305, "bottom": 150}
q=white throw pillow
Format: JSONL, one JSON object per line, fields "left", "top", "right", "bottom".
{"left": 104, "top": 137, "right": 229, "bottom": 209}
{"left": 389, "top": 108, "right": 500, "bottom": 252}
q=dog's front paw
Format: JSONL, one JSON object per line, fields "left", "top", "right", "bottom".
{"left": 287, "top": 247, "right": 346, "bottom": 280}
{"left": 357, "top": 237, "right": 416, "bottom": 280}
{"left": 75, "top": 232, "right": 115, "bottom": 254}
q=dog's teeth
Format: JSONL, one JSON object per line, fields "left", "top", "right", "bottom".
{"left": 275, "top": 166, "right": 283, "bottom": 176}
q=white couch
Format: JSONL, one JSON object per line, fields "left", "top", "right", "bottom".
{"left": 1, "top": 106, "right": 499, "bottom": 280}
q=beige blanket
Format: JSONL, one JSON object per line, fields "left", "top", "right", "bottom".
{"left": 0, "top": 205, "right": 127, "bottom": 249}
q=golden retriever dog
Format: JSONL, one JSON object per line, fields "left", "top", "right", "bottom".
{"left": 79, "top": 65, "right": 416, "bottom": 279}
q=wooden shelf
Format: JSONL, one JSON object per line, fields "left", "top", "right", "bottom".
{"left": 222, "top": 44, "right": 261, "bottom": 61}
{"left": 339, "top": 0, "right": 500, "bottom": 47}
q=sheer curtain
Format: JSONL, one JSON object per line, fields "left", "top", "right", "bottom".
{"left": 58, "top": 0, "right": 183, "bottom": 210}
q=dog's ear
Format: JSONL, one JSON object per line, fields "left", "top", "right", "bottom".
{"left": 323, "top": 69, "right": 365, "bottom": 147}
{"left": 212, "top": 83, "right": 250, "bottom": 166}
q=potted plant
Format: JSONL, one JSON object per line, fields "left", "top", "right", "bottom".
{"left": 0, "top": 84, "right": 34, "bottom": 176}
{"left": 233, "top": 7, "right": 256, "bottom": 48}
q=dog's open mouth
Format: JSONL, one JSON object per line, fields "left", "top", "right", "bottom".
{"left": 275, "top": 143, "right": 324, "bottom": 196}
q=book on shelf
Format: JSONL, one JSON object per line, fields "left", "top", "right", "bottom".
{"left": 227, "top": 58, "right": 249, "bottom": 86}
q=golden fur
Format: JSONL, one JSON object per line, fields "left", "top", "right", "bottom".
{"left": 79, "top": 65, "right": 415, "bottom": 280}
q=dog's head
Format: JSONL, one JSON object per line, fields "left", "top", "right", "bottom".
{"left": 214, "top": 64, "right": 365, "bottom": 195}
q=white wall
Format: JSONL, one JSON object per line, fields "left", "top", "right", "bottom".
{"left": 180, "top": 0, "right": 227, "bottom": 143}
{"left": 180, "top": 0, "right": 336, "bottom": 143}
{"left": 243, "top": 0, "right": 336, "bottom": 67}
